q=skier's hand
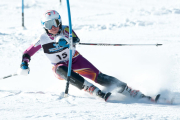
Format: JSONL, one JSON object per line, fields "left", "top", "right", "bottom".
{"left": 56, "top": 36, "right": 70, "bottom": 48}
{"left": 73, "top": 37, "right": 80, "bottom": 44}
{"left": 17, "top": 61, "right": 30, "bottom": 76}
{"left": 59, "top": 39, "right": 69, "bottom": 47}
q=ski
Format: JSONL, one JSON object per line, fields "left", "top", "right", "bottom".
{"left": 155, "top": 94, "right": 180, "bottom": 105}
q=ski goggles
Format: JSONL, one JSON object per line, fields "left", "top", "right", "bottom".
{"left": 43, "top": 19, "right": 60, "bottom": 30}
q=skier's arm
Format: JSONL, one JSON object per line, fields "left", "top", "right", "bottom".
{"left": 17, "top": 38, "right": 41, "bottom": 75}
{"left": 63, "top": 26, "right": 80, "bottom": 44}
{"left": 22, "top": 36, "right": 42, "bottom": 62}
{"left": 72, "top": 29, "right": 80, "bottom": 44}
{"left": 22, "top": 43, "right": 41, "bottom": 62}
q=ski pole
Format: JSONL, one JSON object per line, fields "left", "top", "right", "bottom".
{"left": 78, "top": 43, "right": 162, "bottom": 46}
{"left": 0, "top": 73, "right": 18, "bottom": 80}
{"left": 64, "top": 0, "right": 73, "bottom": 97}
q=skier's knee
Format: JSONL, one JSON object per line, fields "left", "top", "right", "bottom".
{"left": 56, "top": 66, "right": 85, "bottom": 90}
{"left": 96, "top": 73, "right": 126, "bottom": 86}
{"left": 56, "top": 66, "right": 68, "bottom": 79}
{"left": 56, "top": 66, "right": 68, "bottom": 73}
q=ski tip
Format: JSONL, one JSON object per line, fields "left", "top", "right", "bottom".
{"left": 105, "top": 92, "right": 111, "bottom": 102}
{"left": 155, "top": 94, "right": 161, "bottom": 102}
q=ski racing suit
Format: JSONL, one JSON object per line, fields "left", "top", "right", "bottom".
{"left": 21, "top": 25, "right": 147, "bottom": 100}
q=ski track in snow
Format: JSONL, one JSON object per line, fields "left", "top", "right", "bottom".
{"left": 1, "top": 0, "right": 180, "bottom": 119}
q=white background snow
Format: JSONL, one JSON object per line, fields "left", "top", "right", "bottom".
{"left": 0, "top": 0, "right": 180, "bottom": 119}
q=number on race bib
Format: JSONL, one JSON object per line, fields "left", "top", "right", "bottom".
{"left": 56, "top": 55, "right": 62, "bottom": 60}
{"left": 56, "top": 52, "right": 68, "bottom": 60}
{"left": 62, "top": 52, "right": 67, "bottom": 58}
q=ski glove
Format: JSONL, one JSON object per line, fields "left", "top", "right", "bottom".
{"left": 17, "top": 61, "right": 30, "bottom": 76}
{"left": 56, "top": 35, "right": 70, "bottom": 48}
{"left": 58, "top": 39, "right": 69, "bottom": 48}
{"left": 21, "top": 61, "right": 29, "bottom": 69}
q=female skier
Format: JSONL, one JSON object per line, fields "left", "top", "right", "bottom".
{"left": 18, "top": 10, "right": 157, "bottom": 102}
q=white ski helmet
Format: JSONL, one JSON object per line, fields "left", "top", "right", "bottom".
{"left": 41, "top": 10, "right": 62, "bottom": 30}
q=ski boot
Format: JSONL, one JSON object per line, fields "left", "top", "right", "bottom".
{"left": 140, "top": 94, "right": 160, "bottom": 103}
{"left": 119, "top": 85, "right": 160, "bottom": 103}
{"left": 120, "top": 85, "right": 144, "bottom": 99}
{"left": 83, "top": 80, "right": 111, "bottom": 101}
{"left": 97, "top": 90, "right": 111, "bottom": 101}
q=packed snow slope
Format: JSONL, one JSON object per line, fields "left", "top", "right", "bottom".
{"left": 0, "top": 0, "right": 180, "bottom": 119}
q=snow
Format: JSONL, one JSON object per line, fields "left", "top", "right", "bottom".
{"left": 0, "top": 0, "right": 180, "bottom": 119}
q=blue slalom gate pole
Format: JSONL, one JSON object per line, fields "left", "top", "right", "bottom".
{"left": 22, "top": 0, "right": 24, "bottom": 27}
{"left": 64, "top": 0, "right": 73, "bottom": 97}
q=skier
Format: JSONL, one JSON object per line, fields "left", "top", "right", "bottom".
{"left": 18, "top": 10, "right": 157, "bottom": 102}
